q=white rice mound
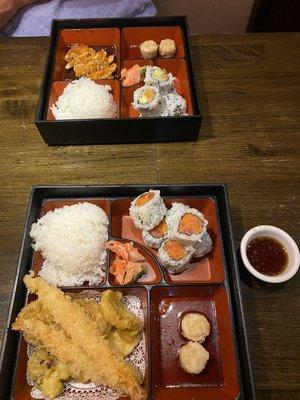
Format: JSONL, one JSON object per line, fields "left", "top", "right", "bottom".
{"left": 51, "top": 78, "right": 117, "bottom": 120}
{"left": 30, "top": 202, "right": 109, "bottom": 286}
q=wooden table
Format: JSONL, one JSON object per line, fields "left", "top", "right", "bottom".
{"left": 0, "top": 33, "right": 299, "bottom": 399}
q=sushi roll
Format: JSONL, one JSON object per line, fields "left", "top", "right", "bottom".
{"left": 142, "top": 218, "right": 169, "bottom": 249}
{"left": 160, "top": 92, "right": 187, "bottom": 116}
{"left": 132, "top": 85, "right": 161, "bottom": 117}
{"left": 140, "top": 40, "right": 158, "bottom": 59}
{"left": 129, "top": 190, "right": 167, "bottom": 230}
{"left": 158, "top": 239, "right": 194, "bottom": 274}
{"left": 159, "top": 39, "right": 176, "bottom": 58}
{"left": 167, "top": 203, "right": 208, "bottom": 246}
{"left": 144, "top": 66, "right": 174, "bottom": 93}
{"left": 193, "top": 231, "right": 213, "bottom": 258}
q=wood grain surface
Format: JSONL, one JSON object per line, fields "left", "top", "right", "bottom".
{"left": 0, "top": 33, "right": 299, "bottom": 399}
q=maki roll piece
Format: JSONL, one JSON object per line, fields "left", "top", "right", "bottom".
{"left": 132, "top": 85, "right": 161, "bottom": 117}
{"left": 193, "top": 231, "right": 213, "bottom": 258}
{"left": 160, "top": 92, "right": 187, "bottom": 117}
{"left": 129, "top": 190, "right": 167, "bottom": 230}
{"left": 144, "top": 66, "right": 174, "bottom": 93}
{"left": 167, "top": 203, "right": 208, "bottom": 246}
{"left": 142, "top": 218, "right": 169, "bottom": 249}
{"left": 158, "top": 239, "right": 194, "bottom": 274}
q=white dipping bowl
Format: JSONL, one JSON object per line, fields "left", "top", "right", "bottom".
{"left": 240, "top": 225, "right": 299, "bottom": 283}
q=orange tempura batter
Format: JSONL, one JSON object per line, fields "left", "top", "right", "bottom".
{"left": 135, "top": 191, "right": 155, "bottom": 207}
{"left": 178, "top": 213, "right": 203, "bottom": 236}
{"left": 165, "top": 240, "right": 187, "bottom": 261}
{"left": 150, "top": 220, "right": 168, "bottom": 238}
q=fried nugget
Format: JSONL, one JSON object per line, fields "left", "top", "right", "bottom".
{"left": 108, "top": 328, "right": 141, "bottom": 358}
{"left": 65, "top": 44, "right": 116, "bottom": 79}
{"left": 27, "top": 348, "right": 70, "bottom": 399}
{"left": 100, "top": 290, "right": 143, "bottom": 332}
{"left": 87, "top": 63, "right": 117, "bottom": 79}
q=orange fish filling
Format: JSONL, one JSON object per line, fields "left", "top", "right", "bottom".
{"left": 165, "top": 240, "right": 187, "bottom": 261}
{"left": 150, "top": 220, "right": 168, "bottom": 238}
{"left": 178, "top": 213, "right": 203, "bottom": 236}
{"left": 135, "top": 191, "right": 155, "bottom": 207}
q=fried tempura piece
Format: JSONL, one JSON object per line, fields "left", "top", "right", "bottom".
{"left": 22, "top": 273, "right": 146, "bottom": 400}
{"left": 100, "top": 290, "right": 143, "bottom": 332}
{"left": 27, "top": 348, "right": 70, "bottom": 399}
{"left": 74, "top": 298, "right": 111, "bottom": 337}
{"left": 87, "top": 63, "right": 117, "bottom": 79}
{"left": 65, "top": 44, "right": 116, "bottom": 79}
{"left": 108, "top": 328, "right": 141, "bottom": 358}
{"left": 65, "top": 44, "right": 95, "bottom": 69}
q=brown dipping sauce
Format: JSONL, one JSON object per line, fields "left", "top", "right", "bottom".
{"left": 246, "top": 236, "right": 288, "bottom": 276}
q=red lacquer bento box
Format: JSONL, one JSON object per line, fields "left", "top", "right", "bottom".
{"left": 35, "top": 17, "right": 202, "bottom": 145}
{"left": 0, "top": 184, "right": 255, "bottom": 400}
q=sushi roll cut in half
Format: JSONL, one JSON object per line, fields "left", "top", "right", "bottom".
{"left": 132, "top": 85, "right": 161, "bottom": 117}
{"left": 193, "top": 231, "right": 213, "bottom": 258}
{"left": 142, "top": 218, "right": 169, "bottom": 249}
{"left": 144, "top": 66, "right": 174, "bottom": 93}
{"left": 158, "top": 239, "right": 194, "bottom": 274}
{"left": 167, "top": 203, "right": 208, "bottom": 246}
{"left": 130, "top": 190, "right": 167, "bottom": 230}
{"left": 160, "top": 92, "right": 187, "bottom": 117}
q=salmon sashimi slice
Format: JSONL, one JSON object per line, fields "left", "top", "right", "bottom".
{"left": 107, "top": 240, "right": 148, "bottom": 284}
{"left": 178, "top": 213, "right": 203, "bottom": 236}
{"left": 164, "top": 239, "right": 187, "bottom": 261}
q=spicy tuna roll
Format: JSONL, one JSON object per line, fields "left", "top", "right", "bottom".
{"left": 132, "top": 85, "right": 161, "bottom": 117}
{"left": 130, "top": 190, "right": 167, "bottom": 230}
{"left": 167, "top": 203, "right": 208, "bottom": 246}
{"left": 158, "top": 239, "right": 194, "bottom": 274}
{"left": 144, "top": 66, "right": 174, "bottom": 93}
{"left": 142, "top": 218, "right": 169, "bottom": 249}
{"left": 193, "top": 231, "right": 213, "bottom": 258}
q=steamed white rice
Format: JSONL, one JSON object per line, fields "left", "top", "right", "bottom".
{"left": 51, "top": 78, "right": 117, "bottom": 120}
{"left": 30, "top": 202, "right": 109, "bottom": 286}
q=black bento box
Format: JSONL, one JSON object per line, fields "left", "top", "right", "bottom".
{"left": 35, "top": 16, "right": 202, "bottom": 145}
{"left": 0, "top": 184, "right": 255, "bottom": 399}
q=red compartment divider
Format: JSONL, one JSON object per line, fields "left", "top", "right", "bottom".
{"left": 150, "top": 286, "right": 240, "bottom": 399}
{"left": 53, "top": 28, "right": 120, "bottom": 81}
